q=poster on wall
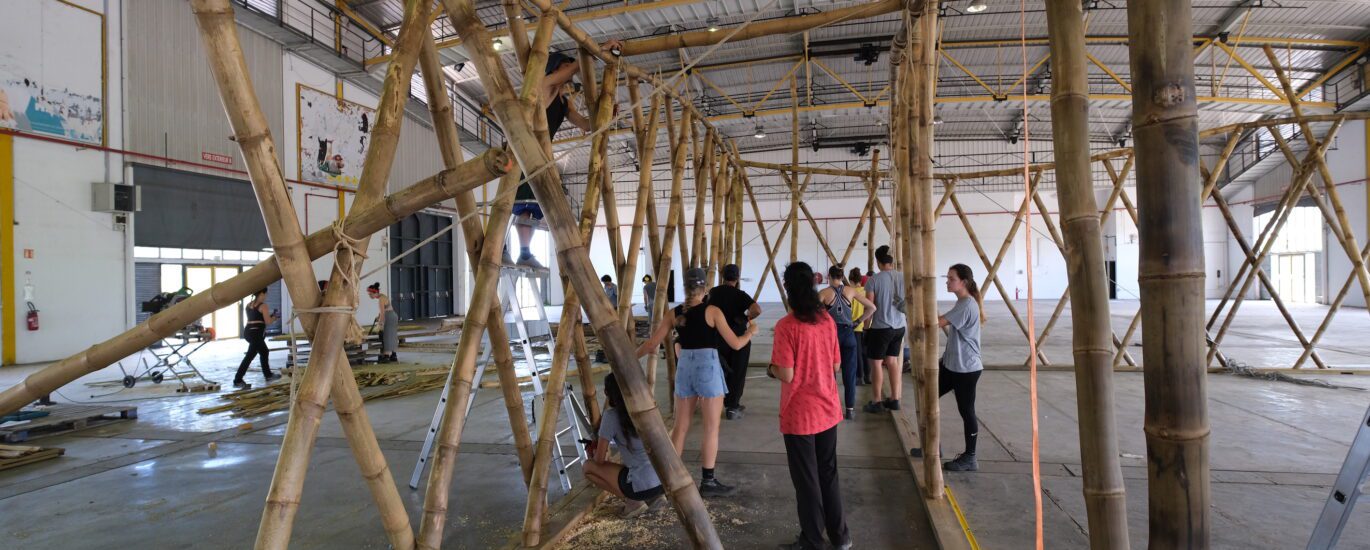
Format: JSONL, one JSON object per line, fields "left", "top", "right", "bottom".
{"left": 0, "top": 0, "right": 105, "bottom": 145}
{"left": 297, "top": 84, "right": 373, "bottom": 188}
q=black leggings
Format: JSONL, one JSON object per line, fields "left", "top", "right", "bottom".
{"left": 235, "top": 325, "right": 272, "bottom": 382}
{"left": 938, "top": 362, "right": 981, "bottom": 455}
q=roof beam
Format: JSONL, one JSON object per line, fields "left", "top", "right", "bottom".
{"left": 618, "top": 0, "right": 904, "bottom": 56}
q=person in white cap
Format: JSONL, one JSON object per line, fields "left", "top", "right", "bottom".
{"left": 636, "top": 267, "right": 757, "bottom": 496}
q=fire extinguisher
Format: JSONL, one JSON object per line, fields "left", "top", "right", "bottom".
{"left": 26, "top": 302, "right": 39, "bottom": 331}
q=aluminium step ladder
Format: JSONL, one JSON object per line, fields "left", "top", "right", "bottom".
{"left": 1307, "top": 401, "right": 1370, "bottom": 549}
{"left": 409, "top": 265, "right": 590, "bottom": 491}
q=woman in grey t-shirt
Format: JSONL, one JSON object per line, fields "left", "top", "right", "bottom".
{"left": 937, "top": 264, "right": 986, "bottom": 472}
{"left": 583, "top": 373, "right": 665, "bottom": 517}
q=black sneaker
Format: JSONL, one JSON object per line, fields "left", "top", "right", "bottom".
{"left": 883, "top": 398, "right": 900, "bottom": 411}
{"left": 833, "top": 536, "right": 854, "bottom": 550}
{"left": 698, "top": 477, "right": 735, "bottom": 497}
{"left": 844, "top": 408, "right": 854, "bottom": 420}
{"left": 389, "top": 352, "right": 398, "bottom": 362}
{"left": 725, "top": 407, "right": 743, "bottom": 420}
{"left": 232, "top": 380, "right": 251, "bottom": 389}
{"left": 264, "top": 373, "right": 282, "bottom": 382}
{"left": 862, "top": 401, "right": 885, "bottom": 414}
{"left": 943, "top": 452, "right": 978, "bottom": 472}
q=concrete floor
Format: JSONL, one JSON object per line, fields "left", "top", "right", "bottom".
{"left": 1, "top": 298, "right": 1368, "bottom": 548}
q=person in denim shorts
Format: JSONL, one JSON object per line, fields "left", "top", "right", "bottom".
{"left": 636, "top": 268, "right": 758, "bottom": 496}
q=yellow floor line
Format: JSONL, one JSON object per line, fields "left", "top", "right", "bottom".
{"left": 945, "top": 485, "right": 982, "bottom": 550}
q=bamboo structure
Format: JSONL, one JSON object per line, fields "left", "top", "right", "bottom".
{"left": 910, "top": 2, "right": 941, "bottom": 501}
{"left": 619, "top": 0, "right": 903, "bottom": 56}
{"left": 417, "top": 32, "right": 536, "bottom": 483}
{"left": 1127, "top": 0, "right": 1211, "bottom": 546}
{"left": 789, "top": 76, "right": 800, "bottom": 263}
{"left": 617, "top": 90, "right": 662, "bottom": 331}
{"left": 191, "top": 2, "right": 417, "bottom": 548}
{"left": 439, "top": 1, "right": 723, "bottom": 547}
{"left": 1043, "top": 0, "right": 1130, "bottom": 545}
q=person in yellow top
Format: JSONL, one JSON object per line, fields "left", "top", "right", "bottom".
{"left": 848, "top": 267, "right": 871, "bottom": 385}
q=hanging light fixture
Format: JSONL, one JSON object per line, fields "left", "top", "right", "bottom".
{"left": 707, "top": 18, "right": 720, "bottom": 32}
{"left": 754, "top": 125, "right": 766, "bottom": 139}
{"left": 933, "top": 114, "right": 944, "bottom": 125}
{"left": 966, "top": 0, "right": 988, "bottom": 13}
{"left": 492, "top": 37, "right": 504, "bottom": 51}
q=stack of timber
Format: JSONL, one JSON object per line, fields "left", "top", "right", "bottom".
{"left": 0, "top": 404, "right": 138, "bottom": 443}
{"left": 0, "top": 444, "right": 65, "bottom": 471}
{"left": 197, "top": 363, "right": 449, "bottom": 418}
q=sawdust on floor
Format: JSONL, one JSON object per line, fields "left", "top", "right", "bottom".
{"left": 561, "top": 496, "right": 775, "bottom": 548}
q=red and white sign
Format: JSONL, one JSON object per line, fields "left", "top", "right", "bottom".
{"left": 201, "top": 152, "right": 233, "bottom": 165}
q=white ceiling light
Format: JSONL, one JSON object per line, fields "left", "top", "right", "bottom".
{"left": 933, "top": 114, "right": 944, "bottom": 125}
{"left": 966, "top": 0, "right": 988, "bottom": 13}
{"left": 754, "top": 126, "right": 766, "bottom": 139}
{"left": 492, "top": 37, "right": 504, "bottom": 51}
{"left": 707, "top": 18, "right": 720, "bottom": 32}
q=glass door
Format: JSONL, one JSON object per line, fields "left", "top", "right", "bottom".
{"left": 185, "top": 265, "right": 244, "bottom": 338}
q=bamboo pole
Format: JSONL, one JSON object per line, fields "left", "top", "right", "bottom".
{"left": 908, "top": 3, "right": 943, "bottom": 498}
{"left": 0, "top": 155, "right": 508, "bottom": 417}
{"left": 742, "top": 174, "right": 790, "bottom": 309}
{"left": 1127, "top": 0, "right": 1211, "bottom": 545}
{"left": 441, "top": 3, "right": 722, "bottom": 540}
{"left": 790, "top": 76, "right": 800, "bottom": 263}
{"left": 708, "top": 149, "right": 727, "bottom": 285}
{"left": 253, "top": 0, "right": 430, "bottom": 545}
{"left": 192, "top": 4, "right": 415, "bottom": 547}
{"left": 1044, "top": 0, "right": 1130, "bottom": 543}
{"left": 418, "top": 32, "right": 536, "bottom": 481}
{"left": 523, "top": 58, "right": 619, "bottom": 547}
{"left": 695, "top": 131, "right": 714, "bottom": 275}
{"left": 653, "top": 107, "right": 692, "bottom": 411}
{"left": 618, "top": 93, "right": 662, "bottom": 330}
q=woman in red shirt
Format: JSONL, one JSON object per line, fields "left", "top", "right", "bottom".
{"left": 769, "top": 262, "right": 851, "bottom": 550}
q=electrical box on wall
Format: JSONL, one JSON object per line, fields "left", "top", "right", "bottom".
{"left": 92, "top": 182, "right": 140, "bottom": 213}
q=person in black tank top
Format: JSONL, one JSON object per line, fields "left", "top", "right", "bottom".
{"left": 234, "top": 289, "right": 279, "bottom": 388}
{"left": 636, "top": 268, "right": 758, "bottom": 496}
{"left": 507, "top": 43, "right": 622, "bottom": 269}
{"left": 819, "top": 266, "right": 878, "bottom": 418}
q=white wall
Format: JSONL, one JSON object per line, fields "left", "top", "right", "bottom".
{"left": 6, "top": 0, "right": 127, "bottom": 363}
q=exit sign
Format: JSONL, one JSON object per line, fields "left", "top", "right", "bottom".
{"left": 201, "top": 152, "right": 233, "bottom": 165}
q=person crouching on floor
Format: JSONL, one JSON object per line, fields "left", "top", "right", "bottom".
{"left": 583, "top": 373, "right": 665, "bottom": 518}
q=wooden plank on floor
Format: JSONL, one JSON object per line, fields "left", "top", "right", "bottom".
{"left": 0, "top": 444, "right": 65, "bottom": 471}
{"left": 889, "top": 409, "right": 977, "bottom": 550}
{"left": 0, "top": 404, "right": 138, "bottom": 443}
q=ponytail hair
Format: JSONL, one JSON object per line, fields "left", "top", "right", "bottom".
{"left": 784, "top": 262, "right": 824, "bottom": 324}
{"left": 950, "top": 263, "right": 986, "bottom": 324}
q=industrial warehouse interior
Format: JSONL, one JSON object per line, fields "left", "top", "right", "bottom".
{"left": 2, "top": 0, "right": 1370, "bottom": 548}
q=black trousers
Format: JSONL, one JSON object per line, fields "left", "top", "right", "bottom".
{"left": 784, "top": 425, "right": 848, "bottom": 548}
{"left": 938, "top": 362, "right": 981, "bottom": 454}
{"left": 719, "top": 342, "right": 752, "bottom": 410}
{"left": 235, "top": 325, "right": 272, "bottom": 382}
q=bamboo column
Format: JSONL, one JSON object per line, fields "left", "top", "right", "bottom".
{"left": 740, "top": 174, "right": 789, "bottom": 309}
{"left": 0, "top": 158, "right": 508, "bottom": 417}
{"left": 691, "top": 129, "right": 710, "bottom": 271}
{"left": 418, "top": 33, "right": 535, "bottom": 482}
{"left": 253, "top": 0, "right": 430, "bottom": 546}
{"left": 618, "top": 92, "right": 662, "bottom": 330}
{"left": 908, "top": 3, "right": 942, "bottom": 498}
{"left": 708, "top": 149, "right": 727, "bottom": 286}
{"left": 524, "top": 58, "right": 619, "bottom": 547}
{"left": 1127, "top": 0, "right": 1211, "bottom": 546}
{"left": 1044, "top": 0, "right": 1130, "bottom": 544}
{"left": 651, "top": 106, "right": 691, "bottom": 410}
{"left": 440, "top": 1, "right": 722, "bottom": 545}
{"left": 191, "top": 4, "right": 415, "bottom": 547}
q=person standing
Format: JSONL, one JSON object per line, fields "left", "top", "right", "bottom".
{"left": 819, "top": 266, "right": 876, "bottom": 419}
{"left": 367, "top": 282, "right": 399, "bottom": 363}
{"left": 234, "top": 289, "right": 280, "bottom": 389}
{"left": 708, "top": 264, "right": 762, "bottom": 420}
{"left": 507, "top": 44, "right": 622, "bottom": 270}
{"left": 642, "top": 274, "right": 657, "bottom": 316}
{"left": 770, "top": 262, "right": 851, "bottom": 550}
{"left": 863, "top": 245, "right": 906, "bottom": 413}
{"left": 913, "top": 264, "right": 988, "bottom": 472}
{"left": 601, "top": 274, "right": 619, "bottom": 308}
{"left": 847, "top": 267, "right": 870, "bottom": 385}
{"left": 636, "top": 267, "right": 758, "bottom": 495}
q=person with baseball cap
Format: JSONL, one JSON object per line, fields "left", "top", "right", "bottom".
{"left": 708, "top": 263, "right": 762, "bottom": 419}
{"left": 506, "top": 42, "right": 621, "bottom": 270}
{"left": 636, "top": 267, "right": 758, "bottom": 496}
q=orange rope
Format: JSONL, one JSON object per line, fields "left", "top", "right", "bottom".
{"left": 1018, "top": 0, "right": 1043, "bottom": 548}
